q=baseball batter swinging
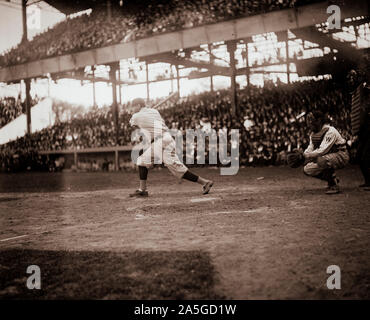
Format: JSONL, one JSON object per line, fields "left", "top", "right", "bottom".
{"left": 129, "top": 98, "right": 214, "bottom": 197}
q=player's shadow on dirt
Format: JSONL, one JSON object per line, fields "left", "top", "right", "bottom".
{"left": 298, "top": 185, "right": 356, "bottom": 195}
{"left": 0, "top": 172, "right": 139, "bottom": 193}
{"left": 0, "top": 173, "right": 67, "bottom": 193}
{"left": 0, "top": 249, "right": 224, "bottom": 300}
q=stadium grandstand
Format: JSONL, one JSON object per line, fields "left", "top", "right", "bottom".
{"left": 0, "top": 0, "right": 369, "bottom": 172}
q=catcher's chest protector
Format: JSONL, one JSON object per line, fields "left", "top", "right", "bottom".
{"left": 311, "top": 127, "right": 330, "bottom": 149}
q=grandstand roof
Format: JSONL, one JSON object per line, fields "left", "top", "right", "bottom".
{"left": 44, "top": 0, "right": 96, "bottom": 15}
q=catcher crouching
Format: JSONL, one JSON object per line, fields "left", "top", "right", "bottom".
{"left": 301, "top": 111, "right": 349, "bottom": 194}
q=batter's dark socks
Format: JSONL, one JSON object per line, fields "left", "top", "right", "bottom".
{"left": 183, "top": 170, "right": 199, "bottom": 182}
{"left": 139, "top": 166, "right": 148, "bottom": 180}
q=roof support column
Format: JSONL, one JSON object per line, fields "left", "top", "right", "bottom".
{"left": 92, "top": 65, "right": 96, "bottom": 107}
{"left": 285, "top": 31, "right": 290, "bottom": 84}
{"left": 170, "top": 64, "right": 174, "bottom": 93}
{"left": 109, "top": 62, "right": 119, "bottom": 145}
{"left": 227, "top": 41, "right": 238, "bottom": 115}
{"left": 22, "top": 0, "right": 28, "bottom": 43}
{"left": 146, "top": 61, "right": 150, "bottom": 101}
{"left": 245, "top": 39, "right": 251, "bottom": 86}
{"left": 208, "top": 44, "right": 214, "bottom": 92}
{"left": 25, "top": 78, "right": 32, "bottom": 134}
{"left": 107, "top": 0, "right": 112, "bottom": 21}
{"left": 176, "top": 65, "right": 180, "bottom": 97}
{"left": 118, "top": 66, "right": 122, "bottom": 104}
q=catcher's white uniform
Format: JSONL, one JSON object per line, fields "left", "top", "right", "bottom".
{"left": 303, "top": 125, "right": 349, "bottom": 176}
{"left": 130, "top": 107, "right": 188, "bottom": 179}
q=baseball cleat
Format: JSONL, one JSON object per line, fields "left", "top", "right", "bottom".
{"left": 129, "top": 189, "right": 149, "bottom": 197}
{"left": 359, "top": 183, "right": 370, "bottom": 191}
{"left": 202, "top": 181, "right": 214, "bottom": 195}
{"left": 325, "top": 178, "right": 339, "bottom": 193}
{"left": 325, "top": 184, "right": 340, "bottom": 194}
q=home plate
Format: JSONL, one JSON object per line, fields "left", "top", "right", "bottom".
{"left": 190, "top": 197, "right": 217, "bottom": 203}
{"left": 135, "top": 214, "right": 147, "bottom": 220}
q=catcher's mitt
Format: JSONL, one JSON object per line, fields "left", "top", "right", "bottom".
{"left": 287, "top": 151, "right": 305, "bottom": 168}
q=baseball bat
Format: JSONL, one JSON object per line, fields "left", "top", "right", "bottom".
{"left": 152, "top": 91, "right": 179, "bottom": 109}
{"left": 290, "top": 111, "right": 306, "bottom": 123}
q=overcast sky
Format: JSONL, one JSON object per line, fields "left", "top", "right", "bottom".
{"left": 0, "top": 0, "right": 64, "bottom": 54}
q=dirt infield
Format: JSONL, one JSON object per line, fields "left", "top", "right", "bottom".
{"left": 0, "top": 166, "right": 369, "bottom": 299}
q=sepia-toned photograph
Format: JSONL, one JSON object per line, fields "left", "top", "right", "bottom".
{"left": 0, "top": 0, "right": 369, "bottom": 307}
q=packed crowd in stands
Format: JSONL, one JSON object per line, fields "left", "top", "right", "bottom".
{"left": 161, "top": 80, "right": 351, "bottom": 166}
{"left": 0, "top": 95, "right": 40, "bottom": 129}
{"left": 0, "top": 134, "right": 54, "bottom": 172}
{"left": 0, "top": 79, "right": 352, "bottom": 172}
{"left": 0, "top": 96, "right": 23, "bottom": 128}
{"left": 0, "top": 0, "right": 323, "bottom": 67}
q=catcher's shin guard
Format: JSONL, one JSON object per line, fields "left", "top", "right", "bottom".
{"left": 317, "top": 168, "right": 336, "bottom": 186}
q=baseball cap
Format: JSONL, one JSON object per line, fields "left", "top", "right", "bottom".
{"left": 131, "top": 98, "right": 146, "bottom": 108}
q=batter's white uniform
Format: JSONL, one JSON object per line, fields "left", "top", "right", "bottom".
{"left": 130, "top": 107, "right": 188, "bottom": 179}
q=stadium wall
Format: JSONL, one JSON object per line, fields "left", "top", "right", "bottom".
{"left": 39, "top": 146, "right": 134, "bottom": 171}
